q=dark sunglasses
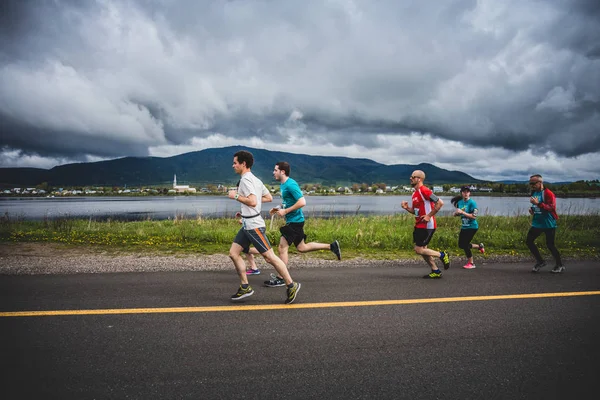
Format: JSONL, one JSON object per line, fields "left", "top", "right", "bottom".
{"left": 529, "top": 181, "right": 540, "bottom": 186}
{"left": 410, "top": 176, "right": 421, "bottom": 179}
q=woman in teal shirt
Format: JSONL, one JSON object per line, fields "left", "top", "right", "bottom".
{"left": 451, "top": 186, "right": 484, "bottom": 269}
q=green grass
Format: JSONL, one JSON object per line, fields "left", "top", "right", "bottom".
{"left": 1, "top": 214, "right": 598, "bottom": 259}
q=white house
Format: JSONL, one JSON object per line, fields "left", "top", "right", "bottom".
{"left": 173, "top": 174, "right": 197, "bottom": 193}
{"left": 433, "top": 186, "right": 444, "bottom": 192}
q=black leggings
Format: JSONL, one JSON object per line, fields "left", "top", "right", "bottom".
{"left": 458, "top": 229, "right": 478, "bottom": 258}
{"left": 525, "top": 227, "right": 562, "bottom": 264}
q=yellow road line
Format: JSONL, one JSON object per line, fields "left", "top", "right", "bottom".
{"left": 1, "top": 291, "right": 599, "bottom": 317}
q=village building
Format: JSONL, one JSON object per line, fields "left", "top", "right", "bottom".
{"left": 173, "top": 174, "right": 197, "bottom": 193}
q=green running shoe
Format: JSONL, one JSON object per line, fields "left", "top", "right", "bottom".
{"left": 423, "top": 271, "right": 443, "bottom": 279}
{"left": 441, "top": 251, "right": 450, "bottom": 270}
{"left": 285, "top": 282, "right": 302, "bottom": 304}
{"left": 231, "top": 285, "right": 254, "bottom": 301}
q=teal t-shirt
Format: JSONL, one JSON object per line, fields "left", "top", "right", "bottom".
{"left": 280, "top": 178, "right": 305, "bottom": 223}
{"left": 456, "top": 198, "right": 479, "bottom": 230}
{"left": 531, "top": 191, "right": 557, "bottom": 228}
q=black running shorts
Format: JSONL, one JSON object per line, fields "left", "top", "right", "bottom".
{"left": 413, "top": 228, "right": 436, "bottom": 247}
{"left": 280, "top": 222, "right": 307, "bottom": 247}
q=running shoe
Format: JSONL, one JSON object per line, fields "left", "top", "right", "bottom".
{"left": 441, "top": 251, "right": 451, "bottom": 270}
{"left": 264, "top": 273, "right": 285, "bottom": 287}
{"left": 246, "top": 269, "right": 261, "bottom": 275}
{"left": 550, "top": 265, "right": 565, "bottom": 274}
{"left": 423, "top": 270, "right": 442, "bottom": 279}
{"left": 463, "top": 263, "right": 476, "bottom": 269}
{"left": 285, "top": 282, "right": 301, "bottom": 304}
{"left": 531, "top": 261, "right": 547, "bottom": 273}
{"left": 478, "top": 243, "right": 485, "bottom": 254}
{"left": 231, "top": 285, "right": 254, "bottom": 301}
{"left": 331, "top": 240, "right": 342, "bottom": 260}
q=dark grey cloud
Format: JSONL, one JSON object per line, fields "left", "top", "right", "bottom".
{"left": 0, "top": 113, "right": 150, "bottom": 159}
{"left": 0, "top": 0, "right": 599, "bottom": 179}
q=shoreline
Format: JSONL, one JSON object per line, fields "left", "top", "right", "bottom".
{"left": 1, "top": 243, "right": 595, "bottom": 276}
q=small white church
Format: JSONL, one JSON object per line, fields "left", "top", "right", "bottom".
{"left": 172, "top": 174, "right": 196, "bottom": 193}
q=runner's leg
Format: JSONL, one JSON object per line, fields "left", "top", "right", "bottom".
{"left": 526, "top": 227, "right": 544, "bottom": 263}
{"left": 544, "top": 228, "right": 563, "bottom": 266}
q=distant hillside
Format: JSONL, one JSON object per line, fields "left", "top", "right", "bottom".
{"left": 0, "top": 146, "right": 484, "bottom": 187}
{"left": 497, "top": 180, "right": 572, "bottom": 185}
{"left": 363, "top": 163, "right": 477, "bottom": 184}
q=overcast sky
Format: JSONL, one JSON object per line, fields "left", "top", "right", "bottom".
{"left": 1, "top": 0, "right": 599, "bottom": 182}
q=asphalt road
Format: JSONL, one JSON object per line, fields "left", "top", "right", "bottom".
{"left": 1, "top": 261, "right": 599, "bottom": 400}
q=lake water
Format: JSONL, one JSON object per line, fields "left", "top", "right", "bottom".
{"left": 1, "top": 195, "right": 598, "bottom": 220}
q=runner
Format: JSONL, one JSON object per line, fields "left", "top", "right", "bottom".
{"left": 400, "top": 170, "right": 450, "bottom": 278}
{"left": 227, "top": 150, "right": 301, "bottom": 303}
{"left": 527, "top": 174, "right": 564, "bottom": 273}
{"left": 258, "top": 161, "right": 341, "bottom": 288}
{"left": 233, "top": 183, "right": 272, "bottom": 277}
{"left": 451, "top": 186, "right": 484, "bottom": 269}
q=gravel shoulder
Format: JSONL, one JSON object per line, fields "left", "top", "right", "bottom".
{"left": 0, "top": 242, "right": 590, "bottom": 275}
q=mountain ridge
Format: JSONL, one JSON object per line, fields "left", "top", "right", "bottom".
{"left": 0, "top": 146, "right": 484, "bottom": 187}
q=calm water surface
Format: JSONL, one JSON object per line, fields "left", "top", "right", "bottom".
{"left": 1, "top": 195, "right": 598, "bottom": 220}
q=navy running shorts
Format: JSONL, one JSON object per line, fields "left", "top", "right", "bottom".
{"left": 234, "top": 227, "right": 272, "bottom": 254}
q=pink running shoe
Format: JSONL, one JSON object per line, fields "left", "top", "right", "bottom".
{"left": 463, "top": 263, "right": 476, "bottom": 269}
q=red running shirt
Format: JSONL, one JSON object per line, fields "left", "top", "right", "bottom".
{"left": 411, "top": 186, "right": 437, "bottom": 229}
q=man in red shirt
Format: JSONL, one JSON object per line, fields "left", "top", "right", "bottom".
{"left": 401, "top": 170, "right": 450, "bottom": 278}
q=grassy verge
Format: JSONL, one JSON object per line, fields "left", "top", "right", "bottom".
{"left": 1, "top": 214, "right": 598, "bottom": 259}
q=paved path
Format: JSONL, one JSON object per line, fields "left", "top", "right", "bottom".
{"left": 1, "top": 261, "right": 599, "bottom": 399}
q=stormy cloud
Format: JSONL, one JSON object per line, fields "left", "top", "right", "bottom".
{"left": 0, "top": 0, "right": 599, "bottom": 181}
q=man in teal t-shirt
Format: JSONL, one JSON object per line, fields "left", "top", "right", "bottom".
{"left": 279, "top": 175, "right": 305, "bottom": 224}
{"left": 262, "top": 161, "right": 342, "bottom": 287}
{"left": 527, "top": 174, "right": 563, "bottom": 273}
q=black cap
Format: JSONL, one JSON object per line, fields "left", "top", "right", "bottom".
{"left": 460, "top": 186, "right": 471, "bottom": 192}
